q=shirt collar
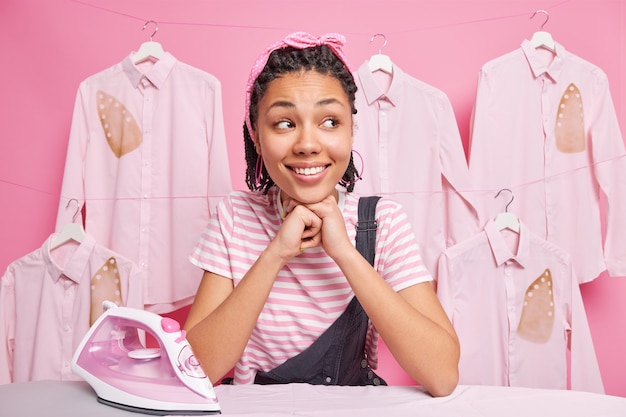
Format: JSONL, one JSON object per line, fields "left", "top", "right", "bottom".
{"left": 520, "top": 39, "right": 565, "bottom": 82}
{"left": 355, "top": 61, "right": 403, "bottom": 106}
{"left": 44, "top": 233, "right": 97, "bottom": 284}
{"left": 122, "top": 52, "right": 177, "bottom": 89}
{"left": 484, "top": 219, "right": 530, "bottom": 268}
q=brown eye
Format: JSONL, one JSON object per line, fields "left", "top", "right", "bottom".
{"left": 321, "top": 118, "right": 339, "bottom": 128}
{"left": 275, "top": 120, "right": 294, "bottom": 129}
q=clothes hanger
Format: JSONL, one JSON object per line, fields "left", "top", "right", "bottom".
{"left": 493, "top": 189, "right": 520, "bottom": 233}
{"left": 132, "top": 20, "right": 165, "bottom": 64}
{"left": 529, "top": 9, "right": 556, "bottom": 53}
{"left": 50, "top": 199, "right": 85, "bottom": 249}
{"left": 367, "top": 33, "right": 393, "bottom": 74}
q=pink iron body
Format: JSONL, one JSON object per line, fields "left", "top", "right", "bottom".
{"left": 71, "top": 301, "right": 220, "bottom": 415}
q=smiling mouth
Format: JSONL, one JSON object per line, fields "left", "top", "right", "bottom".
{"left": 292, "top": 166, "right": 328, "bottom": 176}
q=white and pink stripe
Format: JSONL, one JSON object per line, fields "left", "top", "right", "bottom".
{"left": 190, "top": 188, "right": 431, "bottom": 384}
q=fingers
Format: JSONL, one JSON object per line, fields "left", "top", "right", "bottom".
{"left": 300, "top": 218, "right": 322, "bottom": 249}
{"left": 294, "top": 206, "right": 322, "bottom": 247}
{"left": 302, "top": 196, "right": 351, "bottom": 258}
{"left": 277, "top": 203, "right": 321, "bottom": 254}
{"left": 279, "top": 195, "right": 344, "bottom": 253}
{"left": 299, "top": 231, "right": 321, "bottom": 250}
{"left": 281, "top": 197, "right": 298, "bottom": 218}
{"left": 281, "top": 198, "right": 316, "bottom": 238}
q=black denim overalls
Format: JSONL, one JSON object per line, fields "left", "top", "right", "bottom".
{"left": 253, "top": 196, "right": 387, "bottom": 386}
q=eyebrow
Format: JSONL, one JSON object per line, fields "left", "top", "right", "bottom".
{"left": 267, "top": 97, "right": 346, "bottom": 111}
{"left": 316, "top": 98, "right": 345, "bottom": 108}
{"left": 267, "top": 100, "right": 295, "bottom": 111}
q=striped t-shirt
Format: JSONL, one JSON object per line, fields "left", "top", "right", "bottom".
{"left": 189, "top": 187, "right": 432, "bottom": 384}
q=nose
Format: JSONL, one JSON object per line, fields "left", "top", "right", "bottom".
{"left": 293, "top": 124, "right": 321, "bottom": 155}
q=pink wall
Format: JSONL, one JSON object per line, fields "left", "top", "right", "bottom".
{"left": 1, "top": 0, "right": 625, "bottom": 395}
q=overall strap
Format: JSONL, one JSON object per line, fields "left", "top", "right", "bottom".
{"left": 356, "top": 196, "right": 382, "bottom": 266}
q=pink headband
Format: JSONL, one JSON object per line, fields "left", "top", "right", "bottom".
{"left": 244, "top": 32, "right": 350, "bottom": 137}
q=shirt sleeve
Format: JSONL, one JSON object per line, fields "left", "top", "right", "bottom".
{"left": 55, "top": 84, "right": 89, "bottom": 230}
{"left": 467, "top": 66, "right": 493, "bottom": 229}
{"left": 189, "top": 195, "right": 234, "bottom": 279}
{"left": 588, "top": 70, "right": 626, "bottom": 277}
{"left": 205, "top": 78, "right": 233, "bottom": 215}
{"left": 375, "top": 199, "right": 433, "bottom": 292}
{"left": 115, "top": 253, "right": 144, "bottom": 310}
{"left": 438, "top": 93, "right": 480, "bottom": 247}
{"left": 0, "top": 268, "right": 16, "bottom": 384}
{"left": 434, "top": 249, "right": 455, "bottom": 320}
{"left": 568, "top": 269, "right": 605, "bottom": 393}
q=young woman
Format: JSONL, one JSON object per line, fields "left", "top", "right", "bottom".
{"left": 184, "top": 32, "right": 460, "bottom": 397}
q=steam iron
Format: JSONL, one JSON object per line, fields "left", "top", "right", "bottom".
{"left": 72, "top": 301, "right": 220, "bottom": 415}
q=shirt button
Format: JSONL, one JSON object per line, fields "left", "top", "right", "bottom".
{"left": 360, "top": 359, "right": 368, "bottom": 369}
{"left": 373, "top": 378, "right": 381, "bottom": 386}
{"left": 325, "top": 376, "right": 332, "bottom": 384}
{"left": 63, "top": 325, "right": 71, "bottom": 332}
{"left": 367, "top": 370, "right": 374, "bottom": 379}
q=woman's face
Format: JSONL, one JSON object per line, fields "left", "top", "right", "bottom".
{"left": 254, "top": 70, "right": 353, "bottom": 205}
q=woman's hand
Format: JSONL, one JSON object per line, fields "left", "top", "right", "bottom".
{"left": 303, "top": 195, "right": 353, "bottom": 259}
{"left": 274, "top": 195, "right": 351, "bottom": 261}
{"left": 271, "top": 200, "right": 322, "bottom": 261}
{"left": 277, "top": 196, "right": 354, "bottom": 258}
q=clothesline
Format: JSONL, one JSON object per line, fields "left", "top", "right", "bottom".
{"left": 2, "top": 151, "right": 624, "bottom": 202}
{"left": 69, "top": 0, "right": 573, "bottom": 37}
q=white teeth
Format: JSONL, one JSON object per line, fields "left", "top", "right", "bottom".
{"left": 294, "top": 166, "right": 325, "bottom": 175}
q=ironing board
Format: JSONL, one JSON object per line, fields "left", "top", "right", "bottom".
{"left": 1, "top": 381, "right": 626, "bottom": 417}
